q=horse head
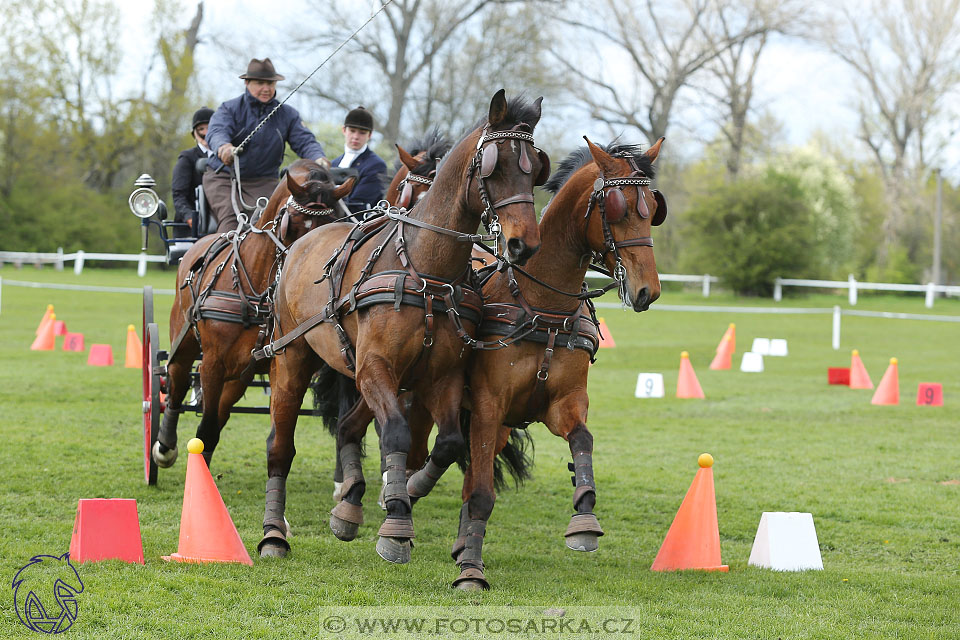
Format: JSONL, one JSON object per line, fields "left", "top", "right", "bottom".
{"left": 465, "top": 89, "right": 548, "bottom": 265}
{"left": 390, "top": 145, "right": 435, "bottom": 209}
{"left": 583, "top": 137, "right": 666, "bottom": 312}
{"left": 269, "top": 159, "right": 356, "bottom": 244}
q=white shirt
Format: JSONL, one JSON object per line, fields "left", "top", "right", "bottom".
{"left": 198, "top": 142, "right": 214, "bottom": 157}
{"left": 338, "top": 144, "right": 368, "bottom": 168}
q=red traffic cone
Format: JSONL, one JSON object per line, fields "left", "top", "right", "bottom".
{"left": 717, "top": 323, "right": 735, "bottom": 353}
{"left": 652, "top": 453, "right": 728, "bottom": 572}
{"left": 709, "top": 334, "right": 734, "bottom": 370}
{"left": 87, "top": 344, "right": 114, "bottom": 366}
{"left": 871, "top": 358, "right": 899, "bottom": 405}
{"left": 597, "top": 317, "right": 616, "bottom": 348}
{"left": 163, "top": 439, "right": 253, "bottom": 566}
{"left": 31, "top": 312, "right": 57, "bottom": 351}
{"left": 677, "top": 351, "right": 705, "bottom": 399}
{"left": 69, "top": 499, "right": 144, "bottom": 564}
{"left": 35, "top": 304, "right": 54, "bottom": 335}
{"left": 849, "top": 349, "right": 873, "bottom": 389}
{"left": 125, "top": 325, "right": 142, "bottom": 368}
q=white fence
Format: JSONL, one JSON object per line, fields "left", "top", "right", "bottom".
{"left": 774, "top": 275, "right": 960, "bottom": 308}
{"left": 587, "top": 271, "right": 718, "bottom": 296}
{"left": 0, "top": 249, "right": 165, "bottom": 277}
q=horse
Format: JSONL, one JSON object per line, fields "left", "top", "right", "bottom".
{"left": 411, "top": 137, "right": 667, "bottom": 590}
{"left": 152, "top": 161, "right": 356, "bottom": 469}
{"left": 325, "top": 130, "right": 453, "bottom": 502}
{"left": 254, "top": 90, "right": 550, "bottom": 562}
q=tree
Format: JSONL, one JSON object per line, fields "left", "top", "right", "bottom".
{"left": 824, "top": 0, "right": 960, "bottom": 263}
{"left": 554, "top": 0, "right": 768, "bottom": 143}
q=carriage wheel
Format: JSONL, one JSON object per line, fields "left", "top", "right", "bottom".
{"left": 142, "top": 322, "right": 161, "bottom": 485}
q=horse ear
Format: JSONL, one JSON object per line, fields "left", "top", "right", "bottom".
{"left": 286, "top": 171, "right": 307, "bottom": 198}
{"left": 584, "top": 136, "right": 619, "bottom": 176}
{"left": 396, "top": 144, "right": 419, "bottom": 171}
{"left": 333, "top": 176, "right": 356, "bottom": 200}
{"left": 488, "top": 89, "right": 508, "bottom": 128}
{"left": 644, "top": 137, "right": 665, "bottom": 164}
{"left": 527, "top": 96, "right": 543, "bottom": 129}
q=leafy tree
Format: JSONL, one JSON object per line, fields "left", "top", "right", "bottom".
{"left": 682, "top": 168, "right": 818, "bottom": 295}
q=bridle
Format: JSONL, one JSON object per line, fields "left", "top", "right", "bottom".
{"left": 396, "top": 171, "right": 434, "bottom": 209}
{"left": 583, "top": 154, "right": 659, "bottom": 303}
{"left": 467, "top": 124, "right": 550, "bottom": 253}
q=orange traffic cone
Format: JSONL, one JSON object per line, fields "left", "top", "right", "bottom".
{"left": 30, "top": 312, "right": 56, "bottom": 351}
{"left": 849, "top": 349, "right": 873, "bottom": 389}
{"left": 718, "top": 323, "right": 735, "bottom": 353}
{"left": 871, "top": 358, "right": 899, "bottom": 405}
{"left": 163, "top": 439, "right": 253, "bottom": 566}
{"left": 597, "top": 317, "right": 616, "bottom": 348}
{"left": 677, "top": 351, "right": 705, "bottom": 398}
{"left": 709, "top": 333, "right": 734, "bottom": 370}
{"left": 125, "top": 325, "right": 142, "bottom": 368}
{"left": 35, "top": 304, "right": 54, "bottom": 335}
{"left": 652, "top": 453, "right": 728, "bottom": 572}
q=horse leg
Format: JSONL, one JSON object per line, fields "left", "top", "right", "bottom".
{"left": 329, "top": 396, "right": 375, "bottom": 542}
{"left": 546, "top": 393, "right": 604, "bottom": 552}
{"left": 406, "top": 377, "right": 465, "bottom": 504}
{"left": 356, "top": 356, "right": 413, "bottom": 564}
{"left": 198, "top": 376, "right": 250, "bottom": 465}
{"left": 258, "top": 344, "right": 316, "bottom": 558}
{"left": 332, "top": 373, "right": 359, "bottom": 501}
{"left": 154, "top": 338, "right": 198, "bottom": 468}
{"left": 451, "top": 402, "right": 502, "bottom": 591}
{"left": 193, "top": 356, "right": 225, "bottom": 468}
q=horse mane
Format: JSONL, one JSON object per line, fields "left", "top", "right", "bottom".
{"left": 392, "top": 127, "right": 453, "bottom": 175}
{"left": 542, "top": 142, "right": 656, "bottom": 194}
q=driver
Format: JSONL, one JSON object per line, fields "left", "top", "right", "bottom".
{"left": 204, "top": 58, "right": 328, "bottom": 234}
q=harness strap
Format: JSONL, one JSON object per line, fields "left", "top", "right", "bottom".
{"left": 525, "top": 328, "right": 558, "bottom": 418}
{"left": 491, "top": 193, "right": 534, "bottom": 208}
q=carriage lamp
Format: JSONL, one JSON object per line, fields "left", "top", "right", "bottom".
{"left": 129, "top": 174, "right": 160, "bottom": 219}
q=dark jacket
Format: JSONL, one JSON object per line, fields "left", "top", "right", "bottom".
{"left": 331, "top": 147, "right": 387, "bottom": 213}
{"left": 171, "top": 145, "right": 207, "bottom": 237}
{"left": 206, "top": 91, "right": 325, "bottom": 178}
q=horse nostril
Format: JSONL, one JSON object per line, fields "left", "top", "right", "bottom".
{"left": 506, "top": 238, "right": 526, "bottom": 259}
{"left": 633, "top": 287, "right": 650, "bottom": 311}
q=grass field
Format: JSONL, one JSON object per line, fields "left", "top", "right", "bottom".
{"left": 1, "top": 265, "right": 959, "bottom": 639}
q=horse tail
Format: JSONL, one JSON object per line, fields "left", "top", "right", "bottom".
{"left": 309, "top": 363, "right": 340, "bottom": 437}
{"left": 455, "top": 407, "right": 535, "bottom": 491}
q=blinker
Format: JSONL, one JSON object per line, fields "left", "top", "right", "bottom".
{"left": 604, "top": 188, "right": 626, "bottom": 222}
{"left": 480, "top": 143, "right": 498, "bottom": 178}
{"left": 399, "top": 182, "right": 413, "bottom": 208}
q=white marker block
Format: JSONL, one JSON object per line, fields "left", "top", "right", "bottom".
{"left": 751, "top": 338, "right": 771, "bottom": 355}
{"left": 769, "top": 339, "right": 789, "bottom": 356}
{"left": 748, "top": 512, "right": 823, "bottom": 571}
{"left": 740, "top": 352, "right": 764, "bottom": 372}
{"left": 634, "top": 373, "right": 664, "bottom": 398}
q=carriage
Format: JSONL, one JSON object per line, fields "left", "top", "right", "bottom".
{"left": 128, "top": 167, "right": 356, "bottom": 485}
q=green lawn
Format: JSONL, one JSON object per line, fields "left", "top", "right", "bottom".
{"left": 1, "top": 265, "right": 958, "bottom": 639}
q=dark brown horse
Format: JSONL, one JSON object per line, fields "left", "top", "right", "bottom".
{"left": 412, "top": 138, "right": 666, "bottom": 589}
{"left": 153, "top": 161, "right": 355, "bottom": 468}
{"left": 256, "top": 91, "right": 549, "bottom": 562}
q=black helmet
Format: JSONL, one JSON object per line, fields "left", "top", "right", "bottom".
{"left": 192, "top": 107, "right": 214, "bottom": 131}
{"left": 344, "top": 106, "right": 374, "bottom": 132}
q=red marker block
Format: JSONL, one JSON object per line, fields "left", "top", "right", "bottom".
{"left": 87, "top": 344, "right": 114, "bottom": 366}
{"left": 828, "top": 367, "right": 850, "bottom": 385}
{"left": 69, "top": 499, "right": 144, "bottom": 564}
{"left": 916, "top": 383, "right": 943, "bottom": 406}
{"left": 63, "top": 333, "right": 85, "bottom": 352}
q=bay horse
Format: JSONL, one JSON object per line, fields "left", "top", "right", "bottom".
{"left": 329, "top": 130, "right": 452, "bottom": 501}
{"left": 413, "top": 138, "right": 667, "bottom": 589}
{"left": 153, "top": 161, "right": 355, "bottom": 468}
{"left": 254, "top": 91, "right": 549, "bottom": 562}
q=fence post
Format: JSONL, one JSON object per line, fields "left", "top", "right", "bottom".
{"left": 56, "top": 247, "right": 64, "bottom": 271}
{"left": 832, "top": 305, "right": 841, "bottom": 350}
{"left": 925, "top": 282, "right": 935, "bottom": 308}
{"left": 74, "top": 250, "right": 85, "bottom": 275}
{"left": 702, "top": 275, "right": 711, "bottom": 297}
{"left": 773, "top": 278, "right": 782, "bottom": 302}
{"left": 848, "top": 274, "right": 857, "bottom": 305}
{"left": 137, "top": 252, "right": 148, "bottom": 277}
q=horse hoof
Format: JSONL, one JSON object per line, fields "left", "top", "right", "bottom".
{"left": 329, "top": 513, "right": 359, "bottom": 541}
{"left": 454, "top": 579, "right": 487, "bottom": 592}
{"left": 152, "top": 441, "right": 178, "bottom": 468}
{"left": 376, "top": 536, "right": 412, "bottom": 564}
{"left": 332, "top": 481, "right": 344, "bottom": 502}
{"left": 259, "top": 541, "right": 288, "bottom": 558}
{"left": 565, "top": 532, "right": 600, "bottom": 552}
